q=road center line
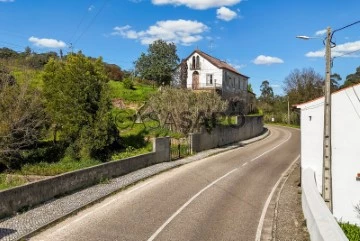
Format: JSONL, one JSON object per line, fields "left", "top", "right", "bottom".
{"left": 52, "top": 180, "right": 154, "bottom": 235}
{"left": 254, "top": 154, "right": 301, "bottom": 241}
{"left": 148, "top": 130, "right": 293, "bottom": 241}
{"left": 249, "top": 132, "right": 292, "bottom": 162}
{"left": 147, "top": 168, "right": 238, "bottom": 241}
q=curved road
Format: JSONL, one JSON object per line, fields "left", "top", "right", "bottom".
{"left": 31, "top": 126, "right": 300, "bottom": 241}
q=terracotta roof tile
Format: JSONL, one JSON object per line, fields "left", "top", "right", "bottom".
{"left": 185, "top": 49, "right": 249, "bottom": 78}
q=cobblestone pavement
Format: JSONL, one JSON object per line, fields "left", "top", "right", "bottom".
{"left": 272, "top": 162, "right": 310, "bottom": 241}
{"left": 0, "top": 136, "right": 261, "bottom": 241}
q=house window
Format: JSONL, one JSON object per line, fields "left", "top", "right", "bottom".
{"left": 196, "top": 56, "right": 200, "bottom": 69}
{"left": 192, "top": 56, "right": 196, "bottom": 69}
{"left": 206, "top": 74, "right": 213, "bottom": 85}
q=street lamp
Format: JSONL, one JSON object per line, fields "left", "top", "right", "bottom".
{"left": 298, "top": 20, "right": 360, "bottom": 213}
{"left": 295, "top": 35, "right": 321, "bottom": 40}
{"left": 297, "top": 27, "right": 333, "bottom": 212}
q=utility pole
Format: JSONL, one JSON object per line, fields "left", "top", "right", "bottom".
{"left": 287, "top": 96, "right": 290, "bottom": 125}
{"left": 323, "top": 27, "right": 333, "bottom": 212}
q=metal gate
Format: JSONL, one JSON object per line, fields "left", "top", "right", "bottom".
{"left": 170, "top": 137, "right": 190, "bottom": 161}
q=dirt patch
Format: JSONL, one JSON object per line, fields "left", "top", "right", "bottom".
{"left": 6, "top": 174, "right": 52, "bottom": 183}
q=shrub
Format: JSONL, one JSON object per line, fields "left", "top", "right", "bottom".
{"left": 123, "top": 78, "right": 134, "bottom": 89}
{"left": 339, "top": 222, "right": 360, "bottom": 241}
{"left": 147, "top": 87, "right": 228, "bottom": 134}
{"left": 0, "top": 77, "right": 47, "bottom": 169}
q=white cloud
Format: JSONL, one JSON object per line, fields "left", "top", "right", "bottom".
{"left": 306, "top": 40, "right": 360, "bottom": 58}
{"left": 88, "top": 5, "right": 95, "bottom": 11}
{"left": 112, "top": 19, "right": 209, "bottom": 46}
{"left": 0, "top": 0, "right": 14, "bottom": 2}
{"left": 216, "top": 7, "right": 237, "bottom": 21}
{"left": 230, "top": 63, "right": 246, "bottom": 69}
{"left": 28, "top": 36, "right": 66, "bottom": 48}
{"left": 152, "top": 0, "right": 241, "bottom": 10}
{"left": 253, "top": 55, "right": 284, "bottom": 65}
{"left": 315, "top": 29, "right": 327, "bottom": 36}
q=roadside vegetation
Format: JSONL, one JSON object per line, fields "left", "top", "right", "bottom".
{"left": 339, "top": 222, "right": 360, "bottom": 241}
{"left": 2, "top": 39, "right": 360, "bottom": 190}
{"left": 0, "top": 41, "right": 216, "bottom": 190}
{"left": 256, "top": 66, "right": 360, "bottom": 127}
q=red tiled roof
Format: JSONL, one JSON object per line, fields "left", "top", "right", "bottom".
{"left": 185, "top": 49, "right": 249, "bottom": 78}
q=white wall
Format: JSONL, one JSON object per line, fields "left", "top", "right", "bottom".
{"left": 332, "top": 86, "right": 360, "bottom": 224}
{"left": 299, "top": 97, "right": 324, "bottom": 193}
{"left": 186, "top": 54, "right": 223, "bottom": 89}
{"left": 298, "top": 84, "right": 360, "bottom": 225}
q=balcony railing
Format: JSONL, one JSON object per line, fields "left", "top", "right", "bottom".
{"left": 189, "top": 64, "right": 201, "bottom": 70}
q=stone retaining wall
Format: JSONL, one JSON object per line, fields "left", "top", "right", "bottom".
{"left": 0, "top": 137, "right": 170, "bottom": 219}
{"left": 190, "top": 116, "right": 264, "bottom": 153}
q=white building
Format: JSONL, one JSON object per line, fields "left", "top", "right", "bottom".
{"left": 172, "top": 50, "right": 252, "bottom": 112}
{"left": 296, "top": 83, "right": 360, "bottom": 224}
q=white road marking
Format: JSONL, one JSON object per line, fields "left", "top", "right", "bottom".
{"left": 254, "top": 155, "right": 301, "bottom": 241}
{"left": 147, "top": 168, "right": 238, "bottom": 241}
{"left": 242, "top": 162, "right": 248, "bottom": 167}
{"left": 50, "top": 180, "right": 153, "bottom": 235}
{"left": 126, "top": 181, "right": 154, "bottom": 194}
{"left": 249, "top": 132, "right": 292, "bottom": 162}
{"left": 148, "top": 130, "right": 293, "bottom": 241}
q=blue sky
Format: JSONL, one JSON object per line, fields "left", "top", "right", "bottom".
{"left": 1, "top": 0, "right": 360, "bottom": 96}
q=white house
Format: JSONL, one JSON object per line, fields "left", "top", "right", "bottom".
{"left": 296, "top": 83, "right": 360, "bottom": 225}
{"left": 172, "top": 50, "right": 252, "bottom": 112}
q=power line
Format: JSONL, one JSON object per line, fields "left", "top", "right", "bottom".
{"left": 72, "top": 0, "right": 110, "bottom": 46}
{"left": 68, "top": 3, "right": 93, "bottom": 44}
{"left": 334, "top": 48, "right": 360, "bottom": 58}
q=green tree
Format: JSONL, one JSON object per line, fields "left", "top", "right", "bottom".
{"left": 341, "top": 66, "right": 360, "bottom": 89}
{"left": 104, "top": 63, "right": 124, "bottom": 81}
{"left": 42, "top": 53, "right": 118, "bottom": 160}
{"left": 259, "top": 80, "right": 274, "bottom": 103}
{"left": 24, "top": 46, "right": 32, "bottom": 57}
{"left": 0, "top": 47, "right": 19, "bottom": 59}
{"left": 283, "top": 68, "right": 324, "bottom": 104}
{"left": 135, "top": 40, "right": 179, "bottom": 85}
{"left": 330, "top": 73, "right": 341, "bottom": 91}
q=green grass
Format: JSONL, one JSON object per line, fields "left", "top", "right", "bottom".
{"left": 109, "top": 80, "right": 156, "bottom": 103}
{"left": 111, "top": 145, "right": 152, "bottom": 161}
{"left": 19, "top": 158, "right": 102, "bottom": 176}
{"left": 339, "top": 222, "right": 360, "bottom": 241}
{"left": 219, "top": 115, "right": 237, "bottom": 126}
{"left": 0, "top": 174, "right": 27, "bottom": 190}
{"left": 11, "top": 68, "right": 43, "bottom": 89}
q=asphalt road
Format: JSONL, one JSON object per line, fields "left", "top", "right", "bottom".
{"left": 31, "top": 126, "right": 300, "bottom": 241}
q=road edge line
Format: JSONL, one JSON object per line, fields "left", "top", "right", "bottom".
{"left": 255, "top": 154, "right": 301, "bottom": 241}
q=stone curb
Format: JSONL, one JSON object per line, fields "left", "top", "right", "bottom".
{"left": 260, "top": 157, "right": 300, "bottom": 241}
{"left": 0, "top": 129, "right": 270, "bottom": 241}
